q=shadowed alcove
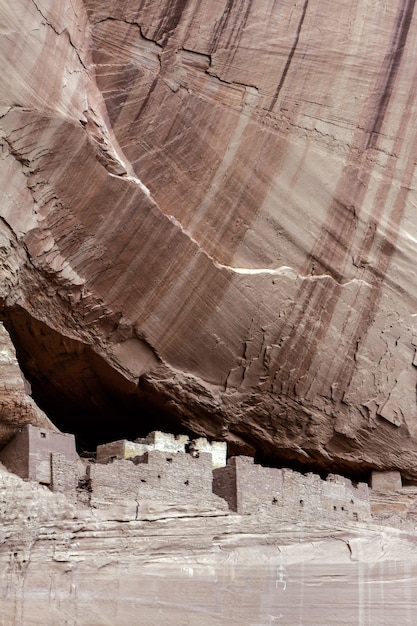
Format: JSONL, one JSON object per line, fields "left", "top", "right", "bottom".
{"left": 1, "top": 306, "right": 196, "bottom": 454}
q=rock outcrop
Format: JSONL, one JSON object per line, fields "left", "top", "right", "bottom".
{"left": 0, "top": 322, "right": 53, "bottom": 446}
{"left": 2, "top": 0, "right": 417, "bottom": 475}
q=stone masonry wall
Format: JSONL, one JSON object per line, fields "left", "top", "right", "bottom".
{"left": 51, "top": 452, "right": 78, "bottom": 505}
{"left": 213, "top": 457, "right": 371, "bottom": 522}
{"left": 87, "top": 450, "right": 227, "bottom": 510}
{"left": 27, "top": 425, "right": 76, "bottom": 484}
{"left": 0, "top": 426, "right": 373, "bottom": 522}
{"left": 0, "top": 424, "right": 76, "bottom": 484}
{"left": 212, "top": 464, "right": 237, "bottom": 513}
{"left": 96, "top": 431, "right": 227, "bottom": 468}
{"left": 0, "top": 425, "right": 29, "bottom": 479}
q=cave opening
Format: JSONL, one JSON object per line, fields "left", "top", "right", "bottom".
{"left": 1, "top": 307, "right": 197, "bottom": 455}
{"left": 254, "top": 448, "right": 373, "bottom": 484}
{"left": 0, "top": 306, "right": 381, "bottom": 485}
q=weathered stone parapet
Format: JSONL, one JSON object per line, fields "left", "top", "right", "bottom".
{"left": 96, "top": 438, "right": 146, "bottom": 464}
{"left": 88, "top": 449, "right": 228, "bottom": 511}
{"left": 213, "top": 456, "right": 283, "bottom": 514}
{"left": 188, "top": 438, "right": 227, "bottom": 469}
{"left": 135, "top": 431, "right": 189, "bottom": 454}
{"left": 369, "top": 471, "right": 415, "bottom": 521}
{"left": 97, "top": 430, "right": 227, "bottom": 469}
{"left": 370, "top": 471, "right": 402, "bottom": 491}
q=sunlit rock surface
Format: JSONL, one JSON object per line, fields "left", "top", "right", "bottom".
{"left": 2, "top": 1, "right": 417, "bottom": 472}
{"left": 1, "top": 465, "right": 417, "bottom": 626}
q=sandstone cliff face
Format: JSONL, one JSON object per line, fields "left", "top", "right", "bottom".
{"left": 1, "top": 0, "right": 417, "bottom": 477}
{"left": 1, "top": 464, "right": 417, "bottom": 626}
{"left": 0, "top": 322, "right": 53, "bottom": 445}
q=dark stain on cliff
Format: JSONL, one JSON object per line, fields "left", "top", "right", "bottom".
{"left": 367, "top": 0, "right": 416, "bottom": 148}
{"left": 209, "top": 0, "right": 254, "bottom": 55}
{"left": 210, "top": 0, "right": 236, "bottom": 53}
{"left": 269, "top": 0, "right": 309, "bottom": 111}
{"left": 154, "top": 0, "right": 190, "bottom": 43}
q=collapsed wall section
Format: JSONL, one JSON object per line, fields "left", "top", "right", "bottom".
{"left": 96, "top": 431, "right": 227, "bottom": 468}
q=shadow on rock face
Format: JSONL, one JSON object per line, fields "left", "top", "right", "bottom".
{"left": 1, "top": 306, "right": 195, "bottom": 453}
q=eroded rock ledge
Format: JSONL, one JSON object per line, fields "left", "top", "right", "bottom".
{"left": 2, "top": 0, "right": 417, "bottom": 481}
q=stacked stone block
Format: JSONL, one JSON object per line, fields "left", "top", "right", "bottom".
{"left": 0, "top": 424, "right": 76, "bottom": 485}
{"left": 0, "top": 426, "right": 375, "bottom": 523}
{"left": 88, "top": 449, "right": 227, "bottom": 511}
{"left": 51, "top": 452, "right": 78, "bottom": 504}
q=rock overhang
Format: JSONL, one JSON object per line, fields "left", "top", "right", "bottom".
{"left": 1, "top": 0, "right": 417, "bottom": 480}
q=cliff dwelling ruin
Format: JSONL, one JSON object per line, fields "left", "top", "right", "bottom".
{"left": 1, "top": 424, "right": 416, "bottom": 527}
{"left": 3, "top": 0, "right": 417, "bottom": 622}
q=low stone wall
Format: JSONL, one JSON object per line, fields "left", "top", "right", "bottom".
{"left": 96, "top": 431, "right": 227, "bottom": 469}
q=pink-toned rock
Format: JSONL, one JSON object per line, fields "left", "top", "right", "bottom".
{"left": 371, "top": 470, "right": 403, "bottom": 491}
{"left": 0, "top": 322, "right": 54, "bottom": 445}
{"left": 1, "top": 0, "right": 417, "bottom": 480}
{"left": 1, "top": 464, "right": 417, "bottom": 626}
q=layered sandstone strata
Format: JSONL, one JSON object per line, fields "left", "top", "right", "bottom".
{"left": 0, "top": 323, "right": 53, "bottom": 445}
{"left": 1, "top": 0, "right": 417, "bottom": 479}
{"left": 1, "top": 463, "right": 417, "bottom": 626}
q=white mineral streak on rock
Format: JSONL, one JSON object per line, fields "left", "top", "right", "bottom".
{"left": 171, "top": 212, "right": 375, "bottom": 287}
{"left": 222, "top": 265, "right": 296, "bottom": 276}
{"left": 108, "top": 170, "right": 151, "bottom": 197}
{"left": 1, "top": 0, "right": 417, "bottom": 622}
